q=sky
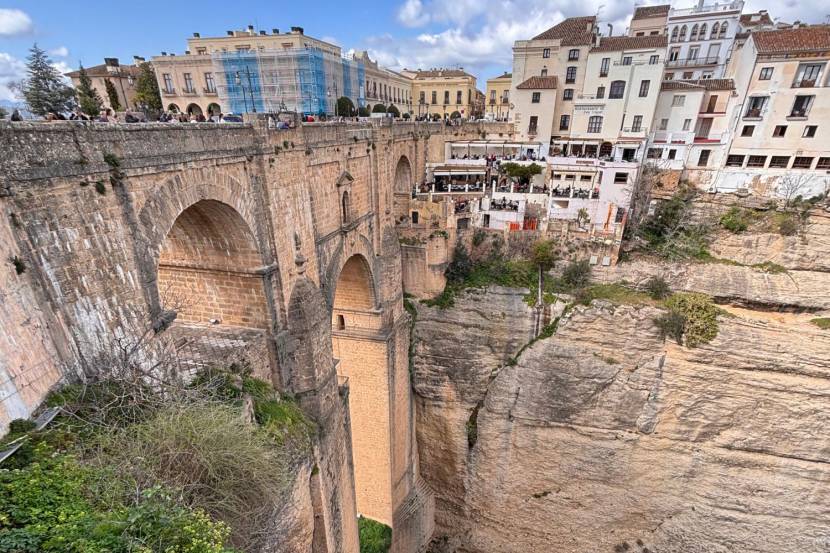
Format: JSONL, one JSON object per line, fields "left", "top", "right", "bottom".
{"left": 1, "top": 0, "right": 827, "bottom": 102}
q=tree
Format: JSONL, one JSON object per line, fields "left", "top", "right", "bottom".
{"left": 777, "top": 173, "right": 815, "bottom": 207}
{"left": 402, "top": 112, "right": 411, "bottom": 120}
{"left": 76, "top": 65, "right": 103, "bottom": 116}
{"left": 104, "top": 78, "right": 121, "bottom": 111}
{"left": 372, "top": 103, "right": 387, "bottom": 113}
{"left": 14, "top": 44, "right": 75, "bottom": 117}
{"left": 501, "top": 162, "right": 543, "bottom": 184}
{"left": 336, "top": 96, "right": 354, "bottom": 117}
{"left": 387, "top": 104, "right": 400, "bottom": 117}
{"left": 0, "top": 106, "right": 6, "bottom": 119}
{"left": 530, "top": 239, "right": 558, "bottom": 308}
{"left": 358, "top": 106, "right": 370, "bottom": 117}
{"left": 133, "top": 62, "right": 162, "bottom": 113}
{"left": 450, "top": 110, "right": 461, "bottom": 119}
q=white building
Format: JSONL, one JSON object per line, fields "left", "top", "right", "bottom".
{"left": 665, "top": 0, "right": 744, "bottom": 80}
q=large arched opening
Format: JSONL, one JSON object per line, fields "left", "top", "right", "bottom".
{"left": 156, "top": 199, "right": 272, "bottom": 377}
{"left": 393, "top": 155, "right": 414, "bottom": 223}
{"left": 330, "top": 254, "right": 393, "bottom": 525}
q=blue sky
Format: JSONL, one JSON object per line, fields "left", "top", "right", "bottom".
{"left": 1, "top": 0, "right": 824, "bottom": 101}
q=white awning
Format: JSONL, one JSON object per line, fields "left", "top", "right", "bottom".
{"left": 434, "top": 170, "right": 487, "bottom": 176}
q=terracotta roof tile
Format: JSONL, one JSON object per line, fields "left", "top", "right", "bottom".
{"left": 752, "top": 26, "right": 830, "bottom": 54}
{"left": 65, "top": 63, "right": 141, "bottom": 78}
{"left": 632, "top": 4, "right": 670, "bottom": 21}
{"left": 590, "top": 35, "right": 667, "bottom": 52}
{"left": 516, "top": 76, "right": 558, "bottom": 89}
{"left": 413, "top": 68, "right": 475, "bottom": 79}
{"left": 533, "top": 16, "right": 596, "bottom": 46}
{"left": 740, "top": 12, "right": 774, "bottom": 28}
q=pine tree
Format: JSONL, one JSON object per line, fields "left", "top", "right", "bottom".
{"left": 0, "top": 107, "right": 7, "bottom": 119}
{"left": 16, "top": 44, "right": 75, "bottom": 117}
{"left": 133, "top": 62, "right": 162, "bottom": 112}
{"left": 76, "top": 65, "right": 103, "bottom": 116}
{"left": 104, "top": 78, "right": 121, "bottom": 111}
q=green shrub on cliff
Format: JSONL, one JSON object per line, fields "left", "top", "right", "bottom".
{"left": 655, "top": 292, "right": 721, "bottom": 348}
{"left": 810, "top": 317, "right": 830, "bottom": 330}
{"left": 359, "top": 517, "right": 392, "bottom": 553}
{"left": 719, "top": 207, "right": 754, "bottom": 233}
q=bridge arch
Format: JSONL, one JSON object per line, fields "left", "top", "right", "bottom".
{"left": 394, "top": 155, "right": 413, "bottom": 194}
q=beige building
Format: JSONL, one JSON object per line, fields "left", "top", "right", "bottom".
{"left": 511, "top": 16, "right": 597, "bottom": 146}
{"left": 403, "top": 68, "right": 478, "bottom": 120}
{"left": 66, "top": 58, "right": 143, "bottom": 112}
{"left": 512, "top": 76, "right": 558, "bottom": 141}
{"left": 715, "top": 25, "right": 830, "bottom": 196}
{"left": 628, "top": 4, "right": 670, "bottom": 37}
{"left": 352, "top": 51, "right": 413, "bottom": 114}
{"left": 485, "top": 72, "right": 512, "bottom": 120}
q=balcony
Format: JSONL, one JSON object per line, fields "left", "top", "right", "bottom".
{"left": 693, "top": 131, "right": 728, "bottom": 143}
{"left": 792, "top": 79, "right": 817, "bottom": 88}
{"left": 666, "top": 56, "right": 719, "bottom": 68}
{"left": 182, "top": 87, "right": 197, "bottom": 96}
{"left": 669, "top": 1, "right": 742, "bottom": 17}
{"left": 651, "top": 130, "right": 695, "bottom": 144}
{"left": 203, "top": 87, "right": 218, "bottom": 95}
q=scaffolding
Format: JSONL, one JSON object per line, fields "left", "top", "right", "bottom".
{"left": 214, "top": 47, "right": 365, "bottom": 116}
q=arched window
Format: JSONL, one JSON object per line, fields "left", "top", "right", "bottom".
{"left": 718, "top": 21, "right": 727, "bottom": 37}
{"left": 671, "top": 27, "right": 679, "bottom": 42}
{"left": 341, "top": 191, "right": 351, "bottom": 225}
{"left": 699, "top": 23, "right": 707, "bottom": 40}
{"left": 679, "top": 25, "right": 687, "bottom": 41}
{"left": 690, "top": 24, "right": 699, "bottom": 41}
{"left": 711, "top": 22, "right": 719, "bottom": 39}
{"left": 609, "top": 80, "right": 626, "bottom": 99}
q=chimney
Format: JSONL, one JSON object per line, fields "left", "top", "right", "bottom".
{"left": 227, "top": 30, "right": 233, "bottom": 36}
{"left": 193, "top": 32, "right": 200, "bottom": 37}
{"left": 161, "top": 51, "right": 167, "bottom": 56}
{"left": 291, "top": 26, "right": 304, "bottom": 34}
{"left": 260, "top": 30, "right": 266, "bottom": 35}
{"left": 247, "top": 24, "right": 254, "bottom": 33}
{"left": 272, "top": 28, "right": 280, "bottom": 34}
{"left": 607, "top": 23, "right": 613, "bottom": 36}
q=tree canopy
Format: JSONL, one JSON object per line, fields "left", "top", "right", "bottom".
{"left": 358, "top": 106, "right": 370, "bottom": 117}
{"left": 336, "top": 96, "right": 355, "bottom": 116}
{"left": 372, "top": 103, "right": 387, "bottom": 113}
{"left": 387, "top": 104, "right": 400, "bottom": 117}
{"left": 501, "top": 162, "right": 543, "bottom": 182}
{"left": 133, "top": 62, "right": 162, "bottom": 112}
{"left": 76, "top": 65, "right": 103, "bottom": 116}
{"left": 104, "top": 78, "right": 121, "bottom": 111}
{"left": 15, "top": 44, "right": 75, "bottom": 117}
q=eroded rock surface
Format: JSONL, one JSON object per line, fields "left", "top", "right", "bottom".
{"left": 414, "top": 291, "right": 830, "bottom": 553}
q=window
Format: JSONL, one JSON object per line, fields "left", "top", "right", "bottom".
{"left": 665, "top": 72, "right": 674, "bottom": 81}
{"left": 803, "top": 125, "right": 817, "bottom": 138}
{"left": 568, "top": 49, "right": 579, "bottom": 61}
{"left": 672, "top": 94, "right": 685, "bottom": 107}
{"left": 816, "top": 157, "right": 830, "bottom": 169}
{"left": 336, "top": 314, "right": 345, "bottom": 330}
{"left": 793, "top": 156, "right": 813, "bottom": 169}
{"left": 671, "top": 27, "right": 679, "bottom": 42}
{"left": 622, "top": 56, "right": 632, "bottom": 66}
{"left": 162, "top": 73, "right": 173, "bottom": 93}
{"left": 702, "top": 72, "right": 713, "bottom": 79}
{"left": 596, "top": 86, "right": 605, "bottom": 99}
{"left": 638, "top": 80, "right": 650, "bottom": 97}
{"left": 682, "top": 72, "right": 694, "bottom": 79}
{"left": 541, "top": 68, "right": 548, "bottom": 76}
{"left": 667, "top": 149, "right": 676, "bottom": 160}
{"left": 204, "top": 72, "right": 216, "bottom": 93}
{"left": 690, "top": 24, "right": 699, "bottom": 41}
{"left": 631, "top": 115, "right": 643, "bottom": 132}
{"left": 636, "top": 32, "right": 645, "bottom": 37}
{"left": 600, "top": 57, "right": 610, "bottom": 77}
{"left": 679, "top": 25, "right": 687, "bottom": 41}
{"left": 614, "top": 172, "right": 628, "bottom": 184}
{"left": 793, "top": 63, "right": 823, "bottom": 87}
{"left": 747, "top": 155, "right": 767, "bottom": 168}
{"left": 711, "top": 22, "right": 720, "bottom": 38}
{"left": 502, "top": 90, "right": 509, "bottom": 103}
{"left": 490, "top": 90, "right": 496, "bottom": 103}
{"left": 790, "top": 95, "right": 814, "bottom": 117}
{"left": 683, "top": 119, "right": 692, "bottom": 131}
{"left": 542, "top": 48, "right": 550, "bottom": 58}
{"left": 659, "top": 118, "right": 668, "bottom": 130}
{"left": 444, "top": 91, "right": 450, "bottom": 104}
{"left": 738, "top": 125, "right": 756, "bottom": 138}
{"left": 559, "top": 114, "right": 570, "bottom": 130}
{"left": 699, "top": 23, "right": 707, "bottom": 38}
{"left": 773, "top": 125, "right": 787, "bottom": 137}
{"left": 580, "top": 175, "right": 592, "bottom": 182}
{"left": 609, "top": 80, "right": 625, "bottom": 99}
{"left": 431, "top": 91, "right": 437, "bottom": 104}
{"left": 531, "top": 92, "right": 541, "bottom": 103}
{"left": 697, "top": 149, "right": 711, "bottom": 166}
{"left": 744, "top": 96, "right": 767, "bottom": 118}
{"left": 457, "top": 90, "right": 462, "bottom": 104}
{"left": 566, "top": 66, "right": 577, "bottom": 83}
{"left": 688, "top": 46, "right": 699, "bottom": 61}
{"left": 649, "top": 54, "right": 659, "bottom": 65}
{"left": 419, "top": 91, "right": 426, "bottom": 104}
{"left": 769, "top": 156, "right": 789, "bottom": 168}
{"left": 718, "top": 21, "right": 727, "bottom": 37}
{"left": 563, "top": 89, "right": 574, "bottom": 100}
{"left": 647, "top": 147, "right": 663, "bottom": 159}
{"left": 759, "top": 67, "right": 773, "bottom": 80}
{"left": 725, "top": 155, "right": 745, "bottom": 167}
{"left": 528, "top": 115, "right": 538, "bottom": 134}
{"left": 587, "top": 116, "right": 603, "bottom": 133}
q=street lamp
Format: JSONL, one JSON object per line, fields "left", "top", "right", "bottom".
{"left": 234, "top": 72, "right": 249, "bottom": 114}
{"left": 234, "top": 66, "right": 257, "bottom": 114}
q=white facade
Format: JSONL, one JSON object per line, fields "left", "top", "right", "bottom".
{"left": 665, "top": 0, "right": 743, "bottom": 80}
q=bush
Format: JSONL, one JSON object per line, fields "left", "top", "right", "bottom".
{"left": 561, "top": 259, "right": 591, "bottom": 290}
{"left": 359, "top": 517, "right": 392, "bottom": 553}
{"left": 644, "top": 276, "right": 671, "bottom": 300}
{"left": 654, "top": 309, "right": 686, "bottom": 345}
{"left": 371, "top": 103, "right": 387, "bottom": 113}
{"left": 719, "top": 207, "right": 751, "bottom": 233}
{"left": 445, "top": 243, "right": 473, "bottom": 283}
{"left": 810, "top": 317, "right": 830, "bottom": 330}
{"left": 777, "top": 214, "right": 799, "bottom": 236}
{"left": 663, "top": 292, "right": 720, "bottom": 347}
{"left": 358, "top": 106, "right": 370, "bottom": 117}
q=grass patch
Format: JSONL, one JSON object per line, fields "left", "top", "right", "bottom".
{"left": 575, "top": 283, "right": 655, "bottom": 307}
{"left": 751, "top": 261, "right": 788, "bottom": 274}
{"left": 359, "top": 517, "right": 392, "bottom": 553}
{"left": 810, "top": 317, "right": 830, "bottom": 330}
{"left": 719, "top": 207, "right": 758, "bottom": 233}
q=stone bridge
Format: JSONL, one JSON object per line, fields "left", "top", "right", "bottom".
{"left": 0, "top": 119, "right": 514, "bottom": 552}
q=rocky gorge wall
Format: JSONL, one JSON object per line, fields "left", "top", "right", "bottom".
{"left": 412, "top": 204, "right": 830, "bottom": 553}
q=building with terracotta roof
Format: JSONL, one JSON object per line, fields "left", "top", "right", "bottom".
{"left": 511, "top": 16, "right": 598, "bottom": 143}
{"left": 66, "top": 58, "right": 144, "bottom": 112}
{"left": 485, "top": 73, "right": 512, "bottom": 120}
{"left": 712, "top": 24, "right": 830, "bottom": 196}
{"left": 402, "top": 68, "right": 478, "bottom": 120}
{"left": 665, "top": 0, "right": 744, "bottom": 80}
{"left": 629, "top": 5, "right": 670, "bottom": 37}
{"left": 512, "top": 76, "right": 559, "bottom": 141}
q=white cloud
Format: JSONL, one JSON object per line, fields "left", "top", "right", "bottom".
{"left": 397, "top": 0, "right": 431, "bottom": 27}
{"left": 0, "top": 52, "right": 25, "bottom": 101}
{"left": 0, "top": 8, "right": 33, "bottom": 37}
{"left": 49, "top": 46, "right": 69, "bottom": 58}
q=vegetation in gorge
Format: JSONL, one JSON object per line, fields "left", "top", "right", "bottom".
{"left": 0, "top": 364, "right": 315, "bottom": 553}
{"left": 810, "top": 317, "right": 830, "bottom": 330}
{"left": 654, "top": 292, "right": 722, "bottom": 348}
{"left": 359, "top": 517, "right": 392, "bottom": 553}
{"left": 637, "top": 184, "right": 712, "bottom": 260}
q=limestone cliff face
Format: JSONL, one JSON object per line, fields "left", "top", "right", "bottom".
{"left": 414, "top": 291, "right": 830, "bottom": 553}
